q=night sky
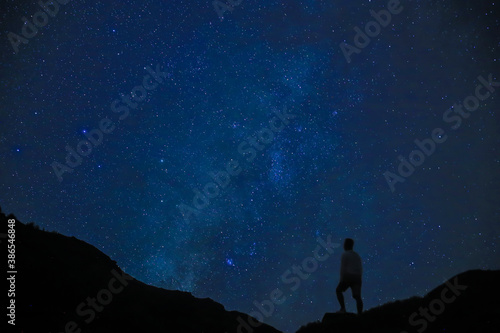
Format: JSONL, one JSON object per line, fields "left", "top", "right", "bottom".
{"left": 1, "top": 0, "right": 499, "bottom": 332}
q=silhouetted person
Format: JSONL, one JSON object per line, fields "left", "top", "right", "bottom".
{"left": 336, "top": 238, "right": 363, "bottom": 314}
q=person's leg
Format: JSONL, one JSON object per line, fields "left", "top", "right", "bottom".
{"left": 354, "top": 295, "right": 363, "bottom": 314}
{"left": 352, "top": 281, "right": 363, "bottom": 314}
{"left": 336, "top": 283, "right": 346, "bottom": 312}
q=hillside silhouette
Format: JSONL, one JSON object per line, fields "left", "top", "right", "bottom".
{"left": 1, "top": 208, "right": 281, "bottom": 333}
{"left": 2, "top": 207, "right": 499, "bottom": 333}
{"left": 297, "top": 270, "right": 500, "bottom": 333}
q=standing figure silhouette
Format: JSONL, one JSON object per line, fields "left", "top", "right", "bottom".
{"left": 336, "top": 238, "right": 363, "bottom": 314}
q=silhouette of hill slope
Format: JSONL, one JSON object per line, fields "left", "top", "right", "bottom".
{"left": 297, "top": 269, "right": 500, "bottom": 333}
{"left": 1, "top": 209, "right": 281, "bottom": 333}
{"left": 4, "top": 206, "right": 499, "bottom": 333}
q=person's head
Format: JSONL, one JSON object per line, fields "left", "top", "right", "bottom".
{"left": 344, "top": 238, "right": 354, "bottom": 251}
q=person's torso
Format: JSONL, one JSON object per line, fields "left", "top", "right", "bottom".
{"left": 343, "top": 250, "right": 362, "bottom": 276}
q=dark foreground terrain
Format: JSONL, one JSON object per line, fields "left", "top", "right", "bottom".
{"left": 2, "top": 208, "right": 280, "bottom": 333}
{"left": 2, "top": 207, "right": 499, "bottom": 333}
{"left": 297, "top": 270, "right": 500, "bottom": 333}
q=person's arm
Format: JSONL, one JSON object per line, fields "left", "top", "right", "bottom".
{"left": 340, "top": 253, "right": 346, "bottom": 280}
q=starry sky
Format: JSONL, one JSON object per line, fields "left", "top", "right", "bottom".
{"left": 1, "top": 0, "right": 499, "bottom": 332}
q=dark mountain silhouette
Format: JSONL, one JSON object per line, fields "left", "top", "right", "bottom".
{"left": 1, "top": 208, "right": 281, "bottom": 333}
{"left": 2, "top": 207, "right": 499, "bottom": 333}
{"left": 297, "top": 270, "right": 500, "bottom": 333}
